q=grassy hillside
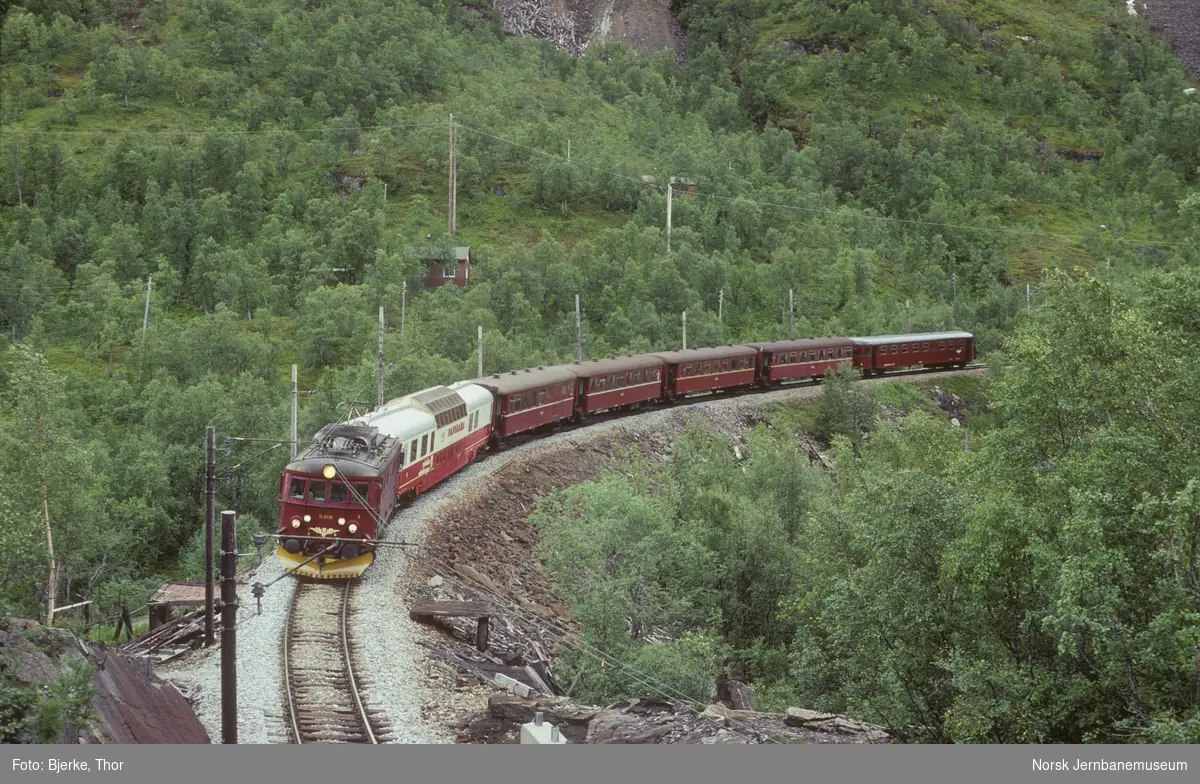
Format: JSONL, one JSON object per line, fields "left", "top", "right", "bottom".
{"left": 0, "top": 0, "right": 1197, "bottom": 713}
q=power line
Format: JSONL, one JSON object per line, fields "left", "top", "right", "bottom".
{"left": 2, "top": 122, "right": 444, "bottom": 137}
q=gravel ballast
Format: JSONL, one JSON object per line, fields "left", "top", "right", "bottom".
{"left": 158, "top": 554, "right": 292, "bottom": 744}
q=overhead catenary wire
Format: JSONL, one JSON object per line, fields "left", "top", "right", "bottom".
{"left": 3, "top": 122, "right": 445, "bottom": 137}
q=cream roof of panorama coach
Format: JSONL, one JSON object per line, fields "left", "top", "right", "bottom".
{"left": 447, "top": 380, "right": 495, "bottom": 410}
{"left": 353, "top": 404, "right": 436, "bottom": 443}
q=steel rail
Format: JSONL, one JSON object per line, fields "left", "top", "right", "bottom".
{"left": 341, "top": 582, "right": 376, "bottom": 745}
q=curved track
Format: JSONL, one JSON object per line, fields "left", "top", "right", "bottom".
{"left": 284, "top": 580, "right": 385, "bottom": 744}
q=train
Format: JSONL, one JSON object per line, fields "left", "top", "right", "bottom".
{"left": 277, "top": 331, "right": 974, "bottom": 578}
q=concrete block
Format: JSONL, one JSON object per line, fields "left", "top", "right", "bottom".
{"left": 494, "top": 673, "right": 534, "bottom": 699}
{"left": 521, "top": 721, "right": 568, "bottom": 745}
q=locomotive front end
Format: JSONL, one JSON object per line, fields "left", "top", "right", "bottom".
{"left": 277, "top": 460, "right": 379, "bottom": 579}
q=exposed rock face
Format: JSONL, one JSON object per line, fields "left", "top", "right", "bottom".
{"left": 492, "top": 0, "right": 685, "bottom": 58}
{"left": 1143, "top": 1, "right": 1200, "bottom": 76}
{"left": 0, "top": 618, "right": 209, "bottom": 744}
{"left": 464, "top": 692, "right": 891, "bottom": 744}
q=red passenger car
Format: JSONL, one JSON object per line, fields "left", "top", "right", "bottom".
{"left": 648, "top": 346, "right": 758, "bottom": 400}
{"left": 566, "top": 356, "right": 664, "bottom": 419}
{"left": 472, "top": 366, "right": 578, "bottom": 445}
{"left": 852, "top": 331, "right": 974, "bottom": 375}
{"left": 746, "top": 338, "right": 854, "bottom": 385}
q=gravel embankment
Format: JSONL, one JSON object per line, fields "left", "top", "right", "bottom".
{"left": 159, "top": 367, "right": 983, "bottom": 744}
{"left": 158, "top": 554, "right": 292, "bottom": 744}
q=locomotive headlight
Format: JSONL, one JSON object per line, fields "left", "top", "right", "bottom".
{"left": 291, "top": 518, "right": 301, "bottom": 529}
{"left": 348, "top": 523, "right": 358, "bottom": 534}
{"left": 338, "top": 517, "right": 346, "bottom": 526}
{"left": 303, "top": 514, "right": 311, "bottom": 523}
{"left": 322, "top": 464, "right": 337, "bottom": 479}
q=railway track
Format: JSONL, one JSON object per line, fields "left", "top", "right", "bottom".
{"left": 283, "top": 580, "right": 389, "bottom": 744}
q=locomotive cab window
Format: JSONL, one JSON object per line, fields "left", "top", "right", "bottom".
{"left": 308, "top": 482, "right": 327, "bottom": 501}
{"left": 352, "top": 483, "right": 369, "bottom": 503}
{"left": 331, "top": 484, "right": 349, "bottom": 503}
{"left": 289, "top": 478, "right": 306, "bottom": 499}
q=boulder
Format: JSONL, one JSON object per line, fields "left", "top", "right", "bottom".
{"left": 715, "top": 679, "right": 758, "bottom": 711}
{"left": 784, "top": 707, "right": 837, "bottom": 727}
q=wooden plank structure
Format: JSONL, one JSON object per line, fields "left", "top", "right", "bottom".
{"left": 409, "top": 600, "right": 493, "bottom": 652}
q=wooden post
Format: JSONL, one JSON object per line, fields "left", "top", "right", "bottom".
{"left": 788, "top": 288, "right": 794, "bottom": 339}
{"left": 400, "top": 280, "right": 407, "bottom": 341}
{"left": 377, "top": 306, "right": 385, "bottom": 408}
{"left": 448, "top": 114, "right": 456, "bottom": 236}
{"left": 666, "top": 180, "right": 672, "bottom": 252}
{"left": 476, "top": 617, "right": 490, "bottom": 652}
{"left": 205, "top": 427, "right": 216, "bottom": 648}
{"left": 681, "top": 310, "right": 687, "bottom": 350}
{"left": 290, "top": 366, "right": 298, "bottom": 460}
{"left": 477, "top": 325, "right": 483, "bottom": 378}
{"left": 905, "top": 300, "right": 911, "bottom": 333}
{"left": 575, "top": 294, "right": 582, "bottom": 362}
{"left": 1026, "top": 283, "right": 1032, "bottom": 314}
{"left": 220, "top": 510, "right": 238, "bottom": 744}
{"left": 718, "top": 288, "right": 723, "bottom": 322}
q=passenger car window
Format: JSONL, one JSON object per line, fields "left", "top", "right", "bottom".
{"left": 938, "top": 341, "right": 945, "bottom": 349}
{"left": 308, "top": 482, "right": 327, "bottom": 501}
{"left": 902, "top": 344, "right": 908, "bottom": 353}
{"left": 922, "top": 343, "right": 930, "bottom": 351}
{"left": 538, "top": 390, "right": 545, "bottom": 405}
{"left": 420, "top": 434, "right": 428, "bottom": 457}
{"left": 289, "top": 478, "right": 306, "bottom": 499}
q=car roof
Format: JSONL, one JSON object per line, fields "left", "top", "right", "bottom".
{"left": 646, "top": 345, "right": 757, "bottom": 363}
{"left": 562, "top": 355, "right": 664, "bottom": 377}
{"left": 851, "top": 331, "right": 973, "bottom": 346}
{"left": 743, "top": 337, "right": 854, "bottom": 351}
{"left": 469, "top": 365, "right": 578, "bottom": 396}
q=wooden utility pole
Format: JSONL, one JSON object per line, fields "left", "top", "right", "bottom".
{"left": 400, "top": 281, "right": 407, "bottom": 340}
{"left": 377, "top": 306, "right": 385, "bottom": 408}
{"left": 666, "top": 180, "right": 673, "bottom": 252}
{"left": 575, "top": 294, "right": 582, "bottom": 362}
{"left": 205, "top": 427, "right": 216, "bottom": 647}
{"left": 682, "top": 311, "right": 687, "bottom": 350}
{"left": 718, "top": 288, "right": 723, "bottom": 322}
{"left": 290, "top": 366, "right": 298, "bottom": 461}
{"left": 905, "top": 300, "right": 911, "bottom": 333}
{"left": 477, "top": 325, "right": 483, "bottom": 377}
{"left": 220, "top": 510, "right": 238, "bottom": 744}
{"left": 1026, "top": 283, "right": 1032, "bottom": 314}
{"left": 448, "top": 114, "right": 457, "bottom": 236}
{"left": 142, "top": 276, "right": 153, "bottom": 332}
{"left": 788, "top": 289, "right": 794, "bottom": 339}
{"left": 138, "top": 275, "right": 153, "bottom": 383}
